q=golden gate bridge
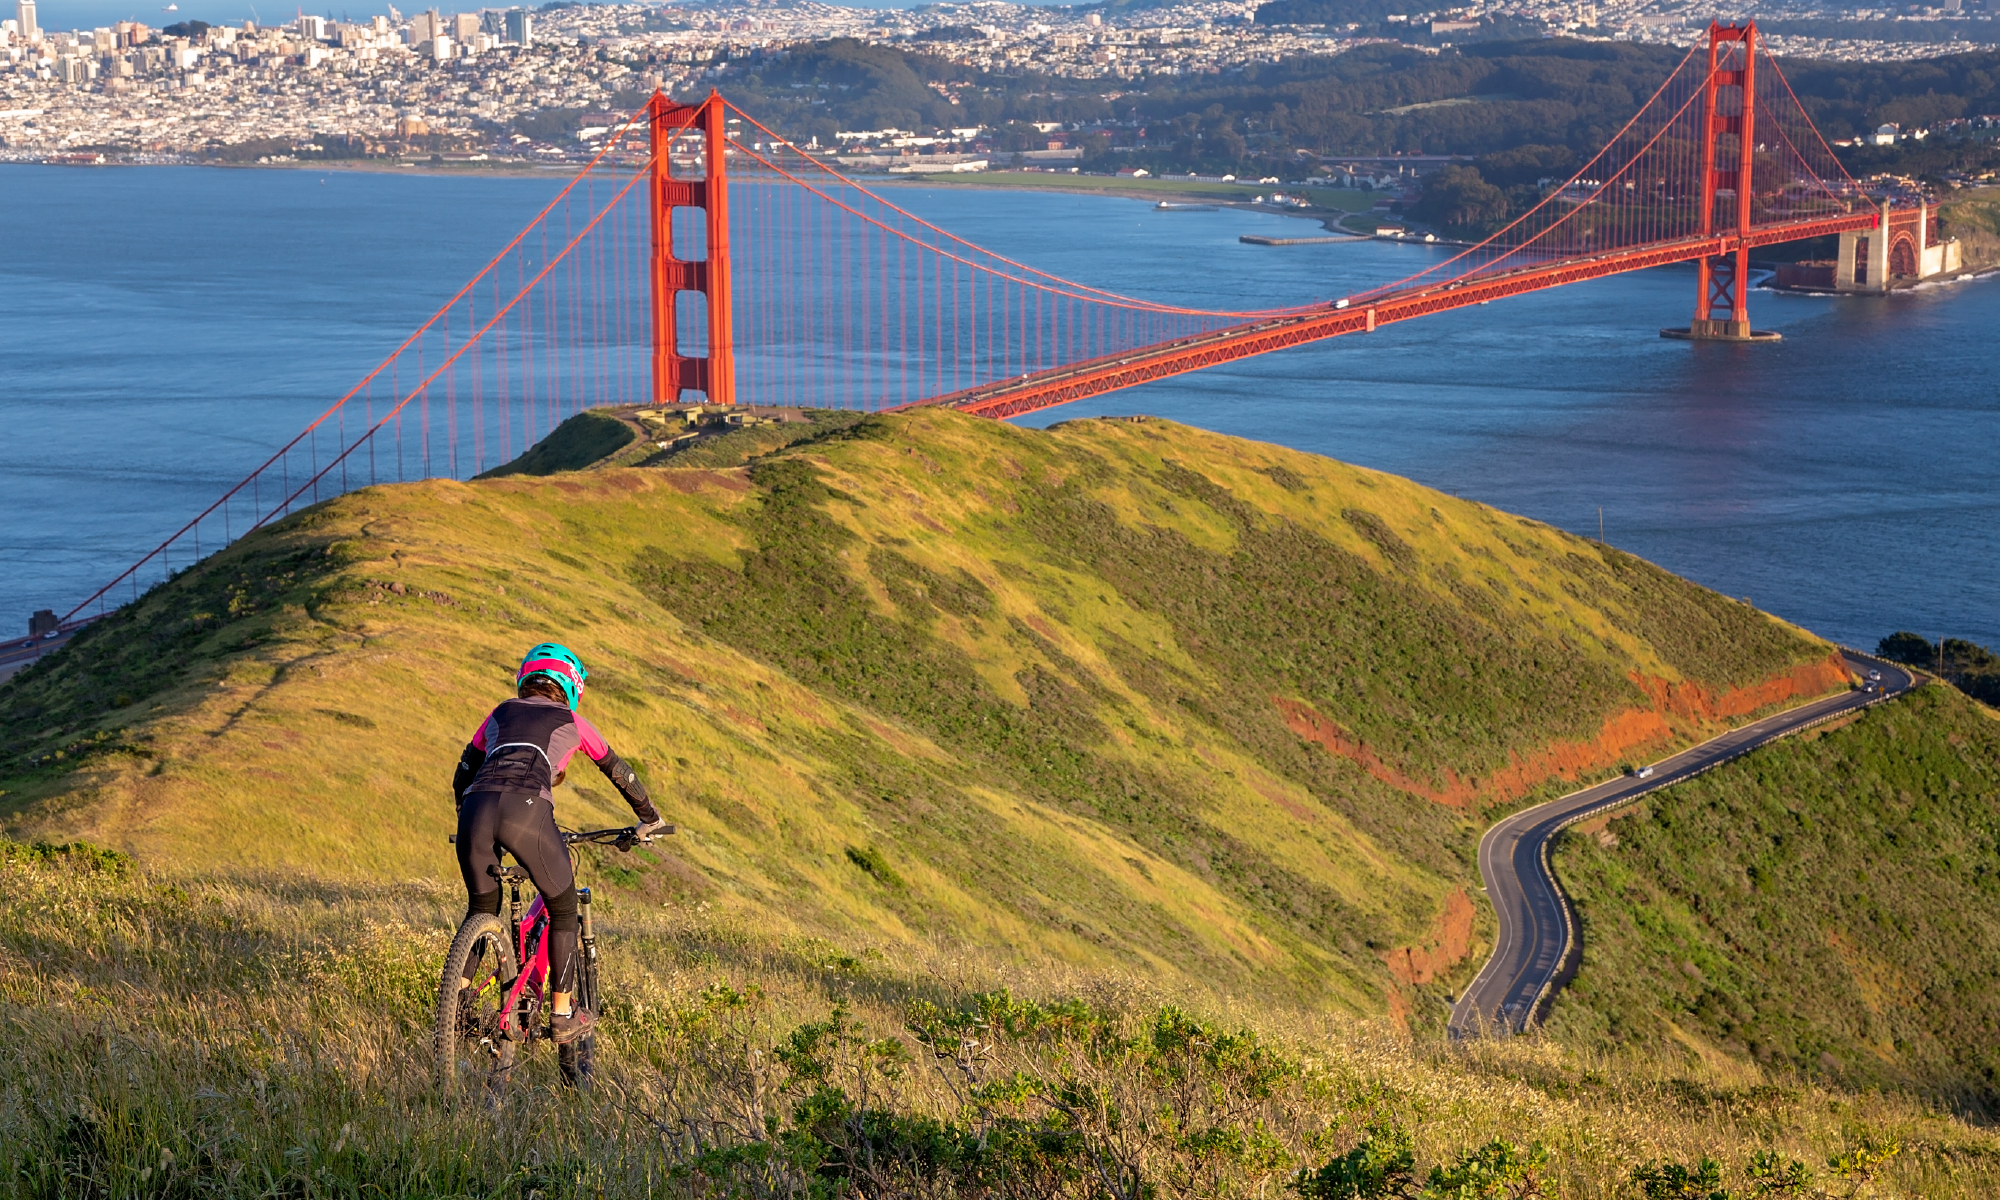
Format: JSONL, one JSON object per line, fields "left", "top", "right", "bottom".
{"left": 56, "top": 21, "right": 1932, "bottom": 627}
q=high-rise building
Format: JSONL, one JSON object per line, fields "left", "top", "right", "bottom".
{"left": 408, "top": 10, "right": 436, "bottom": 44}
{"left": 14, "top": 0, "right": 35, "bottom": 41}
{"left": 504, "top": 9, "right": 531, "bottom": 46}
{"left": 452, "top": 12, "right": 478, "bottom": 42}
{"left": 297, "top": 14, "right": 326, "bottom": 40}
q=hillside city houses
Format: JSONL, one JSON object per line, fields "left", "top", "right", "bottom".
{"left": 0, "top": 0, "right": 1995, "bottom": 161}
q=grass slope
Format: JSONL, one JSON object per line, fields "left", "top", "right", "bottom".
{"left": 476, "top": 408, "right": 637, "bottom": 478}
{"left": 637, "top": 408, "right": 870, "bottom": 468}
{"left": 1940, "top": 186, "right": 2000, "bottom": 272}
{"left": 0, "top": 409, "right": 1839, "bottom": 1022}
{"left": 5, "top": 844, "right": 1994, "bottom": 1198}
{"left": 1549, "top": 684, "right": 2000, "bottom": 1110}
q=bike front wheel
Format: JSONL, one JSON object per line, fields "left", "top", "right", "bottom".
{"left": 557, "top": 951, "right": 597, "bottom": 1090}
{"left": 434, "top": 912, "right": 520, "bottom": 1100}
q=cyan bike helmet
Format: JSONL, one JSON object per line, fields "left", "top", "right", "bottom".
{"left": 517, "top": 642, "right": 588, "bottom": 709}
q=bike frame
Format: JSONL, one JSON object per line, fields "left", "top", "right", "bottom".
{"left": 454, "top": 824, "right": 657, "bottom": 1046}
{"left": 505, "top": 891, "right": 552, "bottom": 1034}
{"left": 493, "top": 852, "right": 603, "bottom": 1040}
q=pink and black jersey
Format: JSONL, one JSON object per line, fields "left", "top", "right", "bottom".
{"left": 452, "top": 695, "right": 658, "bottom": 821}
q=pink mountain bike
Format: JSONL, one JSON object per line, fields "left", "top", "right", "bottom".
{"left": 433, "top": 825, "right": 670, "bottom": 1097}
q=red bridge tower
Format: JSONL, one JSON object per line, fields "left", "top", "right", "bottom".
{"left": 1677, "top": 21, "right": 1781, "bottom": 342}
{"left": 648, "top": 89, "right": 736, "bottom": 405}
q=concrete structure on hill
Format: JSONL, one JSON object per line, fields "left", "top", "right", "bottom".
{"left": 1777, "top": 200, "right": 1963, "bottom": 292}
{"left": 1836, "top": 200, "right": 1962, "bottom": 290}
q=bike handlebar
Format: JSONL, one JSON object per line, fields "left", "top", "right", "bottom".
{"left": 564, "top": 825, "right": 676, "bottom": 849}
{"left": 447, "top": 824, "right": 674, "bottom": 851}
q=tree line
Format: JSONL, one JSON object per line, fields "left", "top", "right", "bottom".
{"left": 1879, "top": 632, "right": 2000, "bottom": 708}
{"left": 706, "top": 37, "right": 2000, "bottom": 179}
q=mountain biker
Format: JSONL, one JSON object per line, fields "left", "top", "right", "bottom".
{"left": 451, "top": 642, "right": 666, "bottom": 1044}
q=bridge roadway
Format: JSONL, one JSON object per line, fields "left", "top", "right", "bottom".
{"left": 919, "top": 212, "right": 1882, "bottom": 421}
{"left": 0, "top": 629, "right": 76, "bottom": 685}
{"left": 1447, "top": 650, "right": 1919, "bottom": 1038}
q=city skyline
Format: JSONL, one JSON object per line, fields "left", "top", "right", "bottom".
{"left": 15, "top": 0, "right": 1022, "bottom": 37}
{"left": 3, "top": 0, "right": 1996, "bottom": 166}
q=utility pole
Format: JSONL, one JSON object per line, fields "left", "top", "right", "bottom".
{"left": 1598, "top": 507, "right": 1604, "bottom": 544}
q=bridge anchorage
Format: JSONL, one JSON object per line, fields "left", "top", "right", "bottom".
{"left": 48, "top": 31, "right": 1928, "bottom": 631}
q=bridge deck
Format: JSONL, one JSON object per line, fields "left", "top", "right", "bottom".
{"left": 924, "top": 212, "right": 1879, "bottom": 421}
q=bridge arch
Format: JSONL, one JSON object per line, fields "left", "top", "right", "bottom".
{"left": 1890, "top": 232, "right": 1920, "bottom": 278}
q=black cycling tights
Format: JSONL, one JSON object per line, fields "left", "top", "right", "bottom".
{"left": 456, "top": 791, "right": 580, "bottom": 996}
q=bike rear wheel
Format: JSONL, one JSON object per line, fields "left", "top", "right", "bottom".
{"left": 434, "top": 912, "right": 520, "bottom": 1100}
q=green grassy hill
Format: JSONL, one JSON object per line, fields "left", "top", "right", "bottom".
{"left": 11, "top": 408, "right": 2000, "bottom": 1196}
{"left": 1550, "top": 683, "right": 2000, "bottom": 1110}
{"left": 474, "top": 407, "right": 639, "bottom": 477}
{"left": 7, "top": 843, "right": 1995, "bottom": 1197}
{"left": 1939, "top": 186, "right": 2000, "bottom": 273}
{"left": 0, "top": 409, "right": 1843, "bottom": 1024}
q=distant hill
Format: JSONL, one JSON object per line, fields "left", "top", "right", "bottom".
{"left": 0, "top": 409, "right": 1843, "bottom": 1022}
{"left": 718, "top": 37, "right": 2000, "bottom": 176}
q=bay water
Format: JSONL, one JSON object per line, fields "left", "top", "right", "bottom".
{"left": 2, "top": 163, "right": 1993, "bottom": 651}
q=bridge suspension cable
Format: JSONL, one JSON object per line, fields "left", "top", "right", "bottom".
{"left": 57, "top": 30, "right": 1905, "bottom": 627}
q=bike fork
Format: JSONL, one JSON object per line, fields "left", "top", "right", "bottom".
{"left": 578, "top": 887, "right": 597, "bottom": 1009}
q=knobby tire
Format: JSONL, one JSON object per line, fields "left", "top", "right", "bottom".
{"left": 558, "top": 950, "right": 598, "bottom": 1089}
{"left": 434, "top": 912, "right": 520, "bottom": 1102}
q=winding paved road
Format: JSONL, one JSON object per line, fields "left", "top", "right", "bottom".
{"left": 1448, "top": 649, "right": 1918, "bottom": 1038}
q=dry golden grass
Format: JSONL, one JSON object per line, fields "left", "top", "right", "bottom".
{"left": 3, "top": 846, "right": 1995, "bottom": 1199}
{"left": 0, "top": 411, "right": 1842, "bottom": 1028}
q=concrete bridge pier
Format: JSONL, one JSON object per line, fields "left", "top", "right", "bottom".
{"left": 1662, "top": 249, "right": 1782, "bottom": 342}
{"left": 1836, "top": 200, "right": 1893, "bottom": 293}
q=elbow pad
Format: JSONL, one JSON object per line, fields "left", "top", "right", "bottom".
{"left": 596, "top": 748, "right": 659, "bottom": 824}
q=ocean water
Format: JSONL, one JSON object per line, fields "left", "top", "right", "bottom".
{"left": 2, "top": 162, "right": 1995, "bottom": 652}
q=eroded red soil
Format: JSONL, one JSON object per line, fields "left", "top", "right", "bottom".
{"left": 1275, "top": 652, "right": 1850, "bottom": 810}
